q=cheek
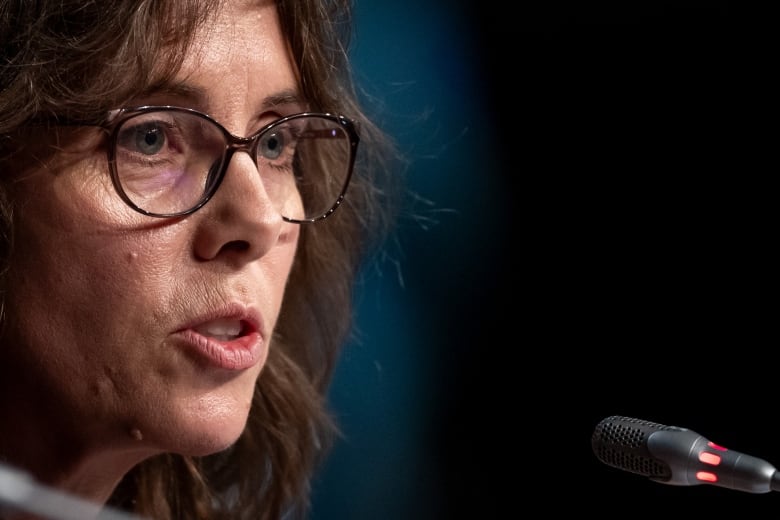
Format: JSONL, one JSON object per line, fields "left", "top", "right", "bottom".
{"left": 6, "top": 225, "right": 169, "bottom": 348}
{"left": 5, "top": 159, "right": 178, "bottom": 360}
{"left": 274, "top": 224, "right": 300, "bottom": 287}
{"left": 10, "top": 152, "right": 175, "bottom": 294}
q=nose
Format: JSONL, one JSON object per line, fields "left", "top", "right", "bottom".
{"left": 191, "top": 149, "right": 286, "bottom": 264}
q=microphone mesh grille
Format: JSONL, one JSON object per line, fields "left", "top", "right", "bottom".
{"left": 591, "top": 415, "right": 672, "bottom": 479}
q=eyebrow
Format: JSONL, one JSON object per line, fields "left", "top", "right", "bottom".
{"left": 262, "top": 89, "right": 307, "bottom": 109}
{"left": 137, "top": 83, "right": 306, "bottom": 111}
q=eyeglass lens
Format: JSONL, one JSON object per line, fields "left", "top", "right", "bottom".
{"left": 112, "top": 110, "right": 352, "bottom": 220}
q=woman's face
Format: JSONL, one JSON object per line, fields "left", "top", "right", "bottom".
{"left": 2, "top": 0, "right": 300, "bottom": 461}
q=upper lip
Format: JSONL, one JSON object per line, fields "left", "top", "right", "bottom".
{"left": 175, "top": 302, "right": 263, "bottom": 340}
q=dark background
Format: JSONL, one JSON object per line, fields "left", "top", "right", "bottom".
{"left": 312, "top": 1, "right": 776, "bottom": 517}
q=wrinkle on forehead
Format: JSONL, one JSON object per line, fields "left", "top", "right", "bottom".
{"left": 169, "top": 0, "right": 297, "bottom": 130}
{"left": 190, "top": 3, "right": 282, "bottom": 67}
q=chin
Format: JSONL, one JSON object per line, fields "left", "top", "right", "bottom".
{"left": 156, "top": 392, "right": 254, "bottom": 456}
{"left": 173, "top": 415, "right": 250, "bottom": 457}
{"left": 186, "top": 434, "right": 244, "bottom": 457}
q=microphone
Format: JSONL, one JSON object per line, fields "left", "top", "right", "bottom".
{"left": 591, "top": 415, "right": 780, "bottom": 494}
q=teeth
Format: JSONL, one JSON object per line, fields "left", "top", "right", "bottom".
{"left": 194, "top": 318, "right": 242, "bottom": 340}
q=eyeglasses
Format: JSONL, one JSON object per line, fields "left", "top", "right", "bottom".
{"left": 94, "top": 106, "right": 358, "bottom": 222}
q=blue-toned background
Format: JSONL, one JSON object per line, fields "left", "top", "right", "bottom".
{"left": 310, "top": 2, "right": 512, "bottom": 518}
{"left": 311, "top": 2, "right": 773, "bottom": 517}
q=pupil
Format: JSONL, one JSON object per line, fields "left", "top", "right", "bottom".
{"left": 134, "top": 126, "right": 164, "bottom": 155}
{"left": 145, "top": 130, "right": 159, "bottom": 146}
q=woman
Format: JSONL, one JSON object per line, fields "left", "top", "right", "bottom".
{"left": 0, "top": 0, "right": 397, "bottom": 518}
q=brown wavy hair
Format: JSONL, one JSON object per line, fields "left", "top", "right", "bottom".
{"left": 0, "top": 0, "right": 398, "bottom": 518}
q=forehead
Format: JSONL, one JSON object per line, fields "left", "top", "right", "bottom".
{"left": 182, "top": 0, "right": 286, "bottom": 69}
{"left": 165, "top": 1, "right": 298, "bottom": 113}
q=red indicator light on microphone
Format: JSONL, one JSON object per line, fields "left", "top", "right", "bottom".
{"left": 699, "top": 452, "right": 722, "bottom": 465}
{"left": 707, "top": 441, "right": 727, "bottom": 451}
{"left": 696, "top": 471, "right": 718, "bottom": 483}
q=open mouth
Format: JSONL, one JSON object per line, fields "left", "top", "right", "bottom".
{"left": 193, "top": 318, "right": 248, "bottom": 341}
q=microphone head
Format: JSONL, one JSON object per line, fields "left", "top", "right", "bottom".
{"left": 591, "top": 415, "right": 673, "bottom": 480}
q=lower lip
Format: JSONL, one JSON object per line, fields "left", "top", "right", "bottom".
{"left": 175, "top": 330, "right": 263, "bottom": 370}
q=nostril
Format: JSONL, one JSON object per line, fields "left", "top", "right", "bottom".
{"left": 221, "top": 240, "right": 250, "bottom": 253}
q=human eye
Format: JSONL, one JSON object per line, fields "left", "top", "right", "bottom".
{"left": 112, "top": 111, "right": 215, "bottom": 211}
{"left": 257, "top": 124, "right": 297, "bottom": 170}
{"left": 115, "top": 113, "right": 186, "bottom": 164}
